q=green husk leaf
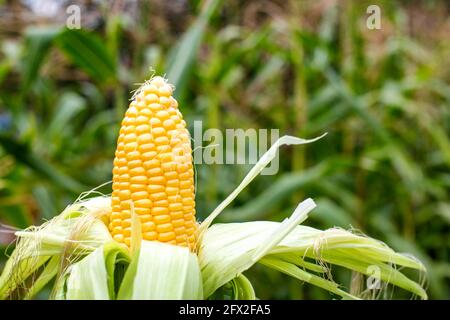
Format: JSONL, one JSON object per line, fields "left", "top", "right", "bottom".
{"left": 103, "top": 242, "right": 130, "bottom": 299}
{"left": 198, "top": 134, "right": 327, "bottom": 241}
{"left": 259, "top": 257, "right": 359, "bottom": 300}
{"left": 200, "top": 220, "right": 427, "bottom": 299}
{"left": 64, "top": 246, "right": 110, "bottom": 300}
{"left": 231, "top": 274, "right": 256, "bottom": 300}
{"left": 0, "top": 196, "right": 113, "bottom": 299}
{"left": 54, "top": 241, "right": 128, "bottom": 300}
{"left": 118, "top": 241, "right": 203, "bottom": 300}
{"left": 199, "top": 198, "right": 316, "bottom": 297}
{"left": 24, "top": 255, "right": 60, "bottom": 300}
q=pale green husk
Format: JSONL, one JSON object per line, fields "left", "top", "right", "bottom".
{"left": 0, "top": 134, "right": 427, "bottom": 300}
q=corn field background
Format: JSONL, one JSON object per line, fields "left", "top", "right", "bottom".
{"left": 0, "top": 0, "right": 448, "bottom": 299}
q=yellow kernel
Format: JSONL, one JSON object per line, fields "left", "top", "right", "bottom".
{"left": 171, "top": 98, "right": 178, "bottom": 108}
{"left": 154, "top": 136, "right": 169, "bottom": 146}
{"left": 113, "top": 234, "right": 124, "bottom": 243}
{"left": 164, "top": 171, "right": 178, "bottom": 180}
{"left": 168, "top": 195, "right": 181, "bottom": 203}
{"left": 149, "top": 103, "right": 163, "bottom": 112}
{"left": 145, "top": 93, "right": 159, "bottom": 103}
{"left": 179, "top": 172, "right": 191, "bottom": 180}
{"left": 139, "top": 214, "right": 152, "bottom": 222}
{"left": 119, "top": 190, "right": 131, "bottom": 199}
{"left": 150, "top": 117, "right": 162, "bottom": 126}
{"left": 124, "top": 142, "right": 138, "bottom": 152}
{"left": 131, "top": 191, "right": 148, "bottom": 201}
{"left": 113, "top": 226, "right": 123, "bottom": 234}
{"left": 170, "top": 211, "right": 184, "bottom": 220}
{"left": 182, "top": 197, "right": 194, "bottom": 206}
{"left": 159, "top": 96, "right": 171, "bottom": 105}
{"left": 159, "top": 153, "right": 173, "bottom": 162}
{"left": 148, "top": 185, "right": 165, "bottom": 193}
{"left": 158, "top": 85, "right": 172, "bottom": 97}
{"left": 123, "top": 227, "right": 131, "bottom": 237}
{"left": 147, "top": 167, "right": 163, "bottom": 177}
{"left": 135, "top": 199, "right": 152, "bottom": 208}
{"left": 136, "top": 124, "right": 151, "bottom": 134}
{"left": 151, "top": 76, "right": 166, "bottom": 87}
{"left": 156, "top": 110, "right": 170, "bottom": 120}
{"left": 169, "top": 203, "right": 183, "bottom": 211}
{"left": 143, "top": 157, "right": 160, "bottom": 169}
{"left": 130, "top": 184, "right": 146, "bottom": 192}
{"left": 163, "top": 119, "right": 175, "bottom": 130}
{"left": 152, "top": 127, "right": 166, "bottom": 137}
{"left": 154, "top": 200, "right": 169, "bottom": 207}
{"left": 135, "top": 100, "right": 146, "bottom": 109}
{"left": 154, "top": 215, "right": 171, "bottom": 224}
{"left": 130, "top": 175, "right": 147, "bottom": 184}
{"left": 143, "top": 84, "right": 158, "bottom": 94}
{"left": 150, "top": 193, "right": 167, "bottom": 202}
{"left": 120, "top": 210, "right": 131, "bottom": 219}
{"left": 121, "top": 219, "right": 131, "bottom": 228}
{"left": 128, "top": 159, "right": 142, "bottom": 169}
{"left": 126, "top": 107, "right": 138, "bottom": 117}
{"left": 112, "top": 166, "right": 120, "bottom": 175}
{"left": 149, "top": 176, "right": 165, "bottom": 185}
{"left": 166, "top": 187, "right": 179, "bottom": 196}
{"left": 158, "top": 232, "right": 175, "bottom": 242}
{"left": 126, "top": 151, "right": 140, "bottom": 161}
{"left": 152, "top": 207, "right": 169, "bottom": 215}
{"left": 130, "top": 167, "right": 146, "bottom": 176}
{"left": 174, "top": 226, "right": 186, "bottom": 235}
{"left": 176, "top": 235, "right": 188, "bottom": 243}
{"left": 124, "top": 133, "right": 137, "bottom": 143}
{"left": 161, "top": 162, "right": 176, "bottom": 172}
{"left": 120, "top": 200, "right": 131, "bottom": 210}
{"left": 134, "top": 207, "right": 151, "bottom": 216}
{"left": 143, "top": 231, "right": 158, "bottom": 240}
{"left": 180, "top": 189, "right": 192, "bottom": 197}
{"left": 172, "top": 219, "right": 185, "bottom": 228}
{"left": 142, "top": 221, "right": 155, "bottom": 232}
{"left": 167, "top": 179, "right": 179, "bottom": 187}
{"left": 138, "top": 133, "right": 153, "bottom": 144}
{"left": 136, "top": 115, "right": 149, "bottom": 125}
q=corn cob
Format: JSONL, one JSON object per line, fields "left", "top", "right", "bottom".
{"left": 109, "top": 76, "right": 197, "bottom": 250}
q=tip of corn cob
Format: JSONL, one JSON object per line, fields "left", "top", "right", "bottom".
{"left": 110, "top": 76, "right": 197, "bottom": 251}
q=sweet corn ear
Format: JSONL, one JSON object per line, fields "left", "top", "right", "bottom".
{"left": 110, "top": 76, "right": 197, "bottom": 251}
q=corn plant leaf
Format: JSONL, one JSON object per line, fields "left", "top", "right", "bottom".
{"left": 21, "top": 26, "right": 61, "bottom": 90}
{"left": 56, "top": 29, "right": 116, "bottom": 83}
{"left": 0, "top": 134, "right": 85, "bottom": 193}
{"left": 166, "top": 0, "right": 223, "bottom": 98}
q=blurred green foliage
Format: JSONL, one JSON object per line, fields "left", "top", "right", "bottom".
{"left": 0, "top": 0, "right": 448, "bottom": 299}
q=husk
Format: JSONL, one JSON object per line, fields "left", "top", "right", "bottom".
{"left": 198, "top": 134, "right": 327, "bottom": 241}
{"left": 199, "top": 220, "right": 427, "bottom": 299}
{"left": 117, "top": 241, "right": 203, "bottom": 300}
{"left": 53, "top": 241, "right": 129, "bottom": 300}
{"left": 0, "top": 196, "right": 112, "bottom": 299}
